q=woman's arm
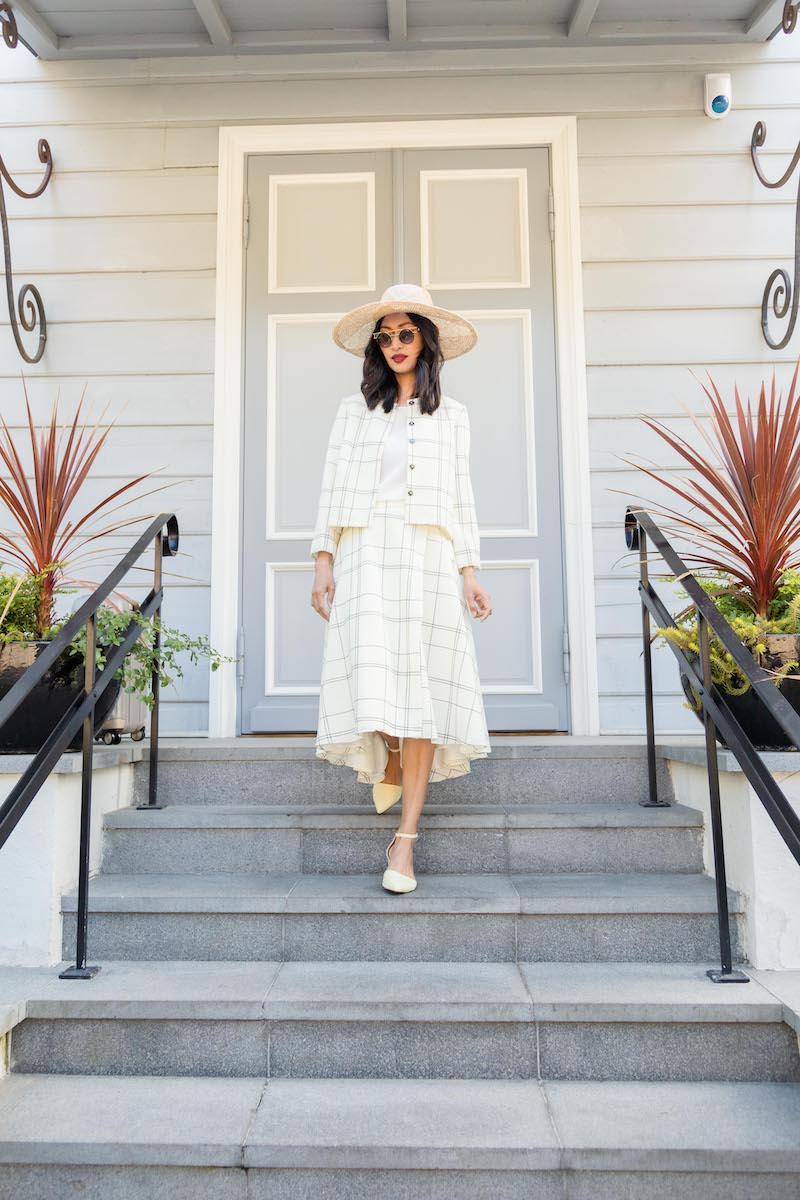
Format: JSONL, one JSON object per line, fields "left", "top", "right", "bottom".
{"left": 453, "top": 406, "right": 481, "bottom": 572}
{"left": 310, "top": 400, "right": 348, "bottom": 563}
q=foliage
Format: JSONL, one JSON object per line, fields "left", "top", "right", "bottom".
{"left": 0, "top": 379, "right": 175, "bottom": 638}
{"left": 0, "top": 381, "right": 237, "bottom": 713}
{"left": 0, "top": 562, "right": 61, "bottom": 642}
{"left": 621, "top": 358, "right": 800, "bottom": 619}
{"left": 655, "top": 569, "right": 800, "bottom": 707}
{"left": 55, "top": 605, "right": 236, "bottom": 713}
{"left": 0, "top": 567, "right": 237, "bottom": 712}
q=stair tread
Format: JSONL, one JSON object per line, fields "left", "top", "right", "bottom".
{"left": 7, "top": 960, "right": 786, "bottom": 1023}
{"left": 0, "top": 1074, "right": 798, "bottom": 1170}
{"left": 105, "top": 801, "right": 703, "bottom": 829}
{"left": 61, "top": 871, "right": 741, "bottom": 914}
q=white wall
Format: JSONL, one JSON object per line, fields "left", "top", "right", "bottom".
{"left": 0, "top": 754, "right": 136, "bottom": 966}
{"left": 0, "top": 37, "right": 797, "bottom": 734}
{"left": 668, "top": 754, "right": 800, "bottom": 969}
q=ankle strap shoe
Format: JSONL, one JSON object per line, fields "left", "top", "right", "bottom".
{"left": 382, "top": 831, "right": 418, "bottom": 894}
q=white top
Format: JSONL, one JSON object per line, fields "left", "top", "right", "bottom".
{"left": 376, "top": 402, "right": 410, "bottom": 500}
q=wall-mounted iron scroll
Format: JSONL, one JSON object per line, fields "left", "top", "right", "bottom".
{"left": 0, "top": 2, "right": 52, "bottom": 364}
{"left": 750, "top": 1, "right": 800, "bottom": 351}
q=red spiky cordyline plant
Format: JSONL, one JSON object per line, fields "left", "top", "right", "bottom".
{"left": 0, "top": 378, "right": 177, "bottom": 639}
{"left": 620, "top": 358, "right": 800, "bottom": 620}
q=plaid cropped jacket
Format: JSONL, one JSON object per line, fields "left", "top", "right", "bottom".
{"left": 310, "top": 392, "right": 481, "bottom": 571}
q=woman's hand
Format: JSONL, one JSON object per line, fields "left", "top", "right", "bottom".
{"left": 311, "top": 555, "right": 335, "bottom": 621}
{"left": 462, "top": 568, "right": 492, "bottom": 621}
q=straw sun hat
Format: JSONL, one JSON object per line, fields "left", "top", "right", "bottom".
{"left": 332, "top": 283, "right": 478, "bottom": 361}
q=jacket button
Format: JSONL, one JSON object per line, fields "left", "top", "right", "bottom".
{"left": 407, "top": 489, "right": 413, "bottom": 495}
{"left": 409, "top": 421, "right": 414, "bottom": 426}
{"left": 409, "top": 463, "right": 415, "bottom": 469}
{"left": 409, "top": 437, "right": 415, "bottom": 443}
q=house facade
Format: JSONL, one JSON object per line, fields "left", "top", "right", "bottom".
{"left": 0, "top": 3, "right": 798, "bottom": 741}
{"left": 3, "top": 11, "right": 800, "bottom": 1187}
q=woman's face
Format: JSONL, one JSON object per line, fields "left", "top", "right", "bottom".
{"left": 377, "top": 311, "right": 423, "bottom": 382}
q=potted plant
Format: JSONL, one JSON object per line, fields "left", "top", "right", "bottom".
{"left": 622, "top": 357, "right": 800, "bottom": 749}
{"left": 0, "top": 381, "right": 234, "bottom": 753}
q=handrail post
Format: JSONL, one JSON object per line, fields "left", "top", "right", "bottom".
{"left": 637, "top": 522, "right": 669, "bottom": 807}
{"left": 138, "top": 524, "right": 165, "bottom": 810}
{"left": 59, "top": 610, "right": 100, "bottom": 979}
{"left": 697, "top": 612, "right": 749, "bottom": 984}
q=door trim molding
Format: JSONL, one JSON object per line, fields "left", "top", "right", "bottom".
{"left": 210, "top": 116, "right": 599, "bottom": 737}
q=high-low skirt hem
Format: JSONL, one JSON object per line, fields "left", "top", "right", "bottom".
{"left": 316, "top": 731, "right": 491, "bottom": 785}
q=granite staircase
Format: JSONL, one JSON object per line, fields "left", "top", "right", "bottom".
{"left": 1, "top": 740, "right": 799, "bottom": 1199}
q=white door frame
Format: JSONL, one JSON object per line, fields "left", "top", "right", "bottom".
{"left": 209, "top": 115, "right": 599, "bottom": 737}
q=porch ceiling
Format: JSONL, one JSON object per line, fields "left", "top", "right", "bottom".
{"left": 2, "top": 1, "right": 791, "bottom": 61}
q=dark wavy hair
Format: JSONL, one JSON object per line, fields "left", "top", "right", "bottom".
{"left": 361, "top": 312, "right": 443, "bottom": 416}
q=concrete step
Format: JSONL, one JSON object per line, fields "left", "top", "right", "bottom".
{"left": 135, "top": 739, "right": 676, "bottom": 808}
{"left": 9, "top": 961, "right": 800, "bottom": 1084}
{"left": 101, "top": 802, "right": 704, "bottom": 876}
{"left": 61, "top": 872, "right": 744, "bottom": 964}
{"left": 0, "top": 1073, "right": 798, "bottom": 1198}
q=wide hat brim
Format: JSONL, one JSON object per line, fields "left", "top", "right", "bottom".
{"left": 332, "top": 300, "right": 478, "bottom": 361}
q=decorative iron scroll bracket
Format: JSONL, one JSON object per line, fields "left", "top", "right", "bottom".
{"left": 750, "top": 2, "right": 800, "bottom": 351}
{"left": 0, "top": 2, "right": 52, "bottom": 364}
{"left": 782, "top": 2, "right": 799, "bottom": 34}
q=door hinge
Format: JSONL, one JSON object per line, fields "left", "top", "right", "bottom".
{"left": 236, "top": 626, "right": 245, "bottom": 686}
{"left": 562, "top": 624, "right": 570, "bottom": 683}
{"left": 547, "top": 187, "right": 555, "bottom": 243}
{"left": 243, "top": 195, "right": 250, "bottom": 247}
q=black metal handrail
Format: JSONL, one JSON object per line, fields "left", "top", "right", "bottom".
{"left": 625, "top": 506, "right": 800, "bottom": 984}
{"left": 0, "top": 512, "right": 179, "bottom": 979}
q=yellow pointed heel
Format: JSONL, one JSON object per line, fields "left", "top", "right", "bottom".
{"left": 372, "top": 743, "right": 402, "bottom": 815}
{"left": 382, "top": 831, "right": 418, "bottom": 894}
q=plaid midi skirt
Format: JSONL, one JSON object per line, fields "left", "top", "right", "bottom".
{"left": 315, "top": 498, "right": 491, "bottom": 784}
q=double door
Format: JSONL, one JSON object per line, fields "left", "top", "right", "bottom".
{"left": 240, "top": 144, "right": 569, "bottom": 733}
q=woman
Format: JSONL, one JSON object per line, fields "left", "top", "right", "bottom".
{"left": 309, "top": 282, "right": 493, "bottom": 894}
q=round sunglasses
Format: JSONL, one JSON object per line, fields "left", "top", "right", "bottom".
{"left": 372, "top": 326, "right": 419, "bottom": 348}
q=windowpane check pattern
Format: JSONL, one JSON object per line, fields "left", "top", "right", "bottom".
{"left": 310, "top": 394, "right": 481, "bottom": 572}
{"left": 315, "top": 499, "right": 491, "bottom": 783}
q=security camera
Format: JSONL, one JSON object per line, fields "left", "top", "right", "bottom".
{"left": 704, "top": 73, "right": 731, "bottom": 120}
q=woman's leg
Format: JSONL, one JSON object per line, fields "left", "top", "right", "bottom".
{"left": 380, "top": 731, "right": 402, "bottom": 785}
{"left": 386, "top": 736, "right": 436, "bottom": 878}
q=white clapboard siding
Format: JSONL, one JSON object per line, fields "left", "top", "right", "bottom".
{"left": 1, "top": 59, "right": 799, "bottom": 126}
{"left": 591, "top": 470, "right": 711, "bottom": 525}
{"left": 0, "top": 322, "right": 214, "bottom": 377}
{"left": 0, "top": 424, "right": 210, "bottom": 474}
{"left": 586, "top": 309, "right": 783, "bottom": 367}
{"left": 590, "top": 413, "right": 748, "bottom": 466}
{"left": 0, "top": 37, "right": 797, "bottom": 734}
{"left": 74, "top": 533, "right": 212, "bottom": 584}
{"left": 0, "top": 274, "right": 215, "bottom": 323}
{"left": 3, "top": 217, "right": 216, "bottom": 274}
{"left": 579, "top": 153, "right": 800, "bottom": 207}
{"left": 578, "top": 110, "right": 800, "bottom": 156}
{"left": 582, "top": 205, "right": 796, "bottom": 263}
{"left": 587, "top": 363, "right": 799, "bottom": 417}
{"left": 584, "top": 259, "right": 794, "bottom": 313}
{"left": 2, "top": 172, "right": 218, "bottom": 219}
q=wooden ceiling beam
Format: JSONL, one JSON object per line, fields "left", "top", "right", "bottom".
{"left": 387, "top": 0, "right": 408, "bottom": 44}
{"left": 744, "top": 0, "right": 788, "bottom": 40}
{"left": 191, "top": 0, "right": 233, "bottom": 48}
{"left": 567, "top": 0, "right": 601, "bottom": 39}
